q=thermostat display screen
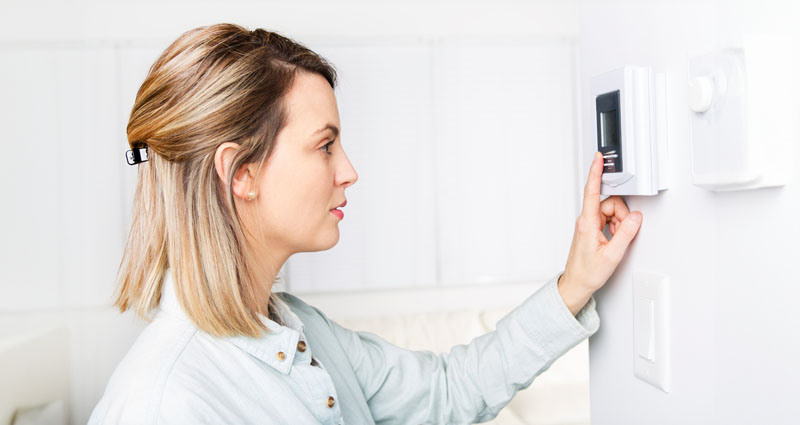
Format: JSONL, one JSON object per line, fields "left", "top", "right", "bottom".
{"left": 596, "top": 90, "right": 623, "bottom": 173}
{"left": 600, "top": 110, "right": 618, "bottom": 148}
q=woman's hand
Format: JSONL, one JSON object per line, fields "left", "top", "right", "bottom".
{"left": 558, "top": 152, "right": 643, "bottom": 316}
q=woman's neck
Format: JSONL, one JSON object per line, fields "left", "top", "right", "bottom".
{"left": 248, "top": 244, "right": 291, "bottom": 311}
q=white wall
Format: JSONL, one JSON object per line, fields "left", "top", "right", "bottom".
{"left": 577, "top": 1, "right": 800, "bottom": 424}
{"left": 0, "top": 1, "right": 585, "bottom": 423}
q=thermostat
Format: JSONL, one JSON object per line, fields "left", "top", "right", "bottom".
{"left": 588, "top": 67, "right": 669, "bottom": 196}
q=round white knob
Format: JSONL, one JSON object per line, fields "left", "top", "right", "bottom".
{"left": 688, "top": 76, "right": 714, "bottom": 113}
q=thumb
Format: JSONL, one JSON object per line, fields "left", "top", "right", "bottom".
{"left": 604, "top": 211, "right": 642, "bottom": 262}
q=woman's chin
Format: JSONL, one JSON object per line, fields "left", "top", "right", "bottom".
{"left": 304, "top": 229, "right": 340, "bottom": 253}
{"left": 320, "top": 236, "right": 339, "bottom": 251}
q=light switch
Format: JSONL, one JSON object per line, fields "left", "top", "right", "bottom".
{"left": 634, "top": 296, "right": 655, "bottom": 362}
{"left": 632, "top": 270, "right": 670, "bottom": 392}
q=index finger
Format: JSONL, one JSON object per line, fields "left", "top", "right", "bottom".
{"left": 581, "top": 151, "right": 603, "bottom": 215}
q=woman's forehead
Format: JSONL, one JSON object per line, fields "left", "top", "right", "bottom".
{"left": 283, "top": 72, "right": 340, "bottom": 132}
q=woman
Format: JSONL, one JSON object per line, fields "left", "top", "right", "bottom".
{"left": 90, "top": 23, "right": 642, "bottom": 425}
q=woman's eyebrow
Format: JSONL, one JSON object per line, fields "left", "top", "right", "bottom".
{"left": 312, "top": 124, "right": 339, "bottom": 139}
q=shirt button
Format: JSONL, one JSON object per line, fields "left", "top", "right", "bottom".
{"left": 327, "top": 396, "right": 335, "bottom": 408}
{"left": 276, "top": 351, "right": 286, "bottom": 361}
{"left": 297, "top": 341, "right": 307, "bottom": 352}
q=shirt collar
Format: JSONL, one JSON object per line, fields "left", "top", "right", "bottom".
{"left": 159, "top": 269, "right": 309, "bottom": 375}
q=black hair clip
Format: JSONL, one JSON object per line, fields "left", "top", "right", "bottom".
{"left": 126, "top": 145, "right": 149, "bottom": 165}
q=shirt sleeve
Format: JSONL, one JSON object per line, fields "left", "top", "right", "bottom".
{"left": 325, "top": 273, "right": 600, "bottom": 425}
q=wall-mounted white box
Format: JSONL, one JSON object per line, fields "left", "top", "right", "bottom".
{"left": 688, "top": 36, "right": 792, "bottom": 191}
{"left": 589, "top": 66, "right": 669, "bottom": 196}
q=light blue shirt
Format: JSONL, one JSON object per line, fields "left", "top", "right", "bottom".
{"left": 88, "top": 271, "right": 599, "bottom": 424}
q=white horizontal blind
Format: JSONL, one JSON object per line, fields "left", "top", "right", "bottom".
{"left": 287, "top": 42, "right": 439, "bottom": 292}
{"left": 0, "top": 48, "right": 63, "bottom": 310}
{"left": 0, "top": 46, "right": 128, "bottom": 310}
{"left": 288, "top": 39, "right": 578, "bottom": 292}
{"left": 434, "top": 40, "right": 578, "bottom": 286}
{"left": 56, "top": 47, "right": 127, "bottom": 307}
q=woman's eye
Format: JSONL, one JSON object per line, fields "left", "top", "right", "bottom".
{"left": 321, "top": 140, "right": 334, "bottom": 155}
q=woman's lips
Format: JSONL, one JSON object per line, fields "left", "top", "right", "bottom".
{"left": 330, "top": 199, "right": 346, "bottom": 219}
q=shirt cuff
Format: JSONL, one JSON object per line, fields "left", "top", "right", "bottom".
{"left": 498, "top": 272, "right": 600, "bottom": 359}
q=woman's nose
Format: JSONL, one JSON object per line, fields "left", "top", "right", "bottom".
{"left": 336, "top": 150, "right": 358, "bottom": 188}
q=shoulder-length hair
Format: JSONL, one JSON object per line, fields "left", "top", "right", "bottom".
{"left": 115, "top": 23, "right": 336, "bottom": 337}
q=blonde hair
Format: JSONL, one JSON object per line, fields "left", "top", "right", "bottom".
{"left": 115, "top": 23, "right": 336, "bottom": 337}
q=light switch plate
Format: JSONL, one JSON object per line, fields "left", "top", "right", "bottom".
{"left": 633, "top": 270, "right": 670, "bottom": 392}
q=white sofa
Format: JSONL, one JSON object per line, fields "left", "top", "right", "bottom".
{"left": 0, "top": 324, "right": 69, "bottom": 425}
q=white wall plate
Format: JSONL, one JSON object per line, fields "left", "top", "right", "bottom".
{"left": 632, "top": 270, "right": 671, "bottom": 393}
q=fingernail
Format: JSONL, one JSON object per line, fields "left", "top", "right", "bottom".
{"left": 630, "top": 212, "right": 642, "bottom": 224}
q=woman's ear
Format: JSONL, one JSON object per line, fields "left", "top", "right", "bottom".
{"left": 214, "top": 142, "right": 255, "bottom": 200}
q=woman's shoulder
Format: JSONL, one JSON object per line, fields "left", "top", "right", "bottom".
{"left": 88, "top": 313, "right": 200, "bottom": 424}
{"left": 90, "top": 304, "right": 323, "bottom": 425}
